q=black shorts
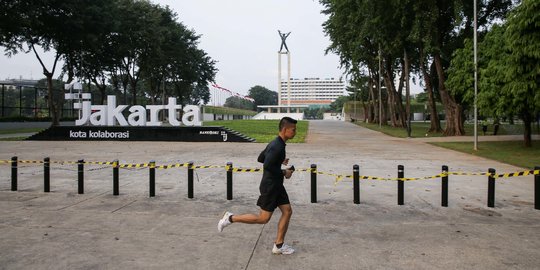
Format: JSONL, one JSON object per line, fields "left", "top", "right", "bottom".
{"left": 256, "top": 185, "right": 290, "bottom": 212}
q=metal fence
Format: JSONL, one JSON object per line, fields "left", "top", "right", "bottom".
{"left": 0, "top": 84, "right": 77, "bottom": 119}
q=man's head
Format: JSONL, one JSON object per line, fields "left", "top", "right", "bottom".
{"left": 279, "top": 117, "right": 297, "bottom": 141}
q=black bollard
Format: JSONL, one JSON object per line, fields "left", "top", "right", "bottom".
{"left": 113, "top": 160, "right": 119, "bottom": 196}
{"left": 149, "top": 161, "right": 155, "bottom": 197}
{"left": 11, "top": 156, "right": 17, "bottom": 191}
{"left": 188, "top": 161, "right": 194, "bottom": 199}
{"left": 442, "top": 165, "right": 448, "bottom": 207}
{"left": 78, "top": 159, "right": 84, "bottom": 194}
{"left": 311, "top": 164, "right": 317, "bottom": 203}
{"left": 226, "top": 162, "right": 233, "bottom": 200}
{"left": 487, "top": 168, "right": 496, "bottom": 208}
{"left": 44, "top": 157, "right": 50, "bottom": 192}
{"left": 353, "top": 164, "right": 360, "bottom": 204}
{"left": 398, "top": 165, "right": 404, "bottom": 205}
{"left": 535, "top": 166, "right": 539, "bottom": 210}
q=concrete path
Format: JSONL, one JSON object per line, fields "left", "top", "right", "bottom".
{"left": 0, "top": 120, "right": 539, "bottom": 269}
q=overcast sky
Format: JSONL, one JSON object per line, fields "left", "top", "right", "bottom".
{"left": 0, "top": 0, "right": 344, "bottom": 96}
{"left": 0, "top": 0, "right": 421, "bottom": 96}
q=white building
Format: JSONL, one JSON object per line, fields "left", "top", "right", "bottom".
{"left": 280, "top": 77, "right": 346, "bottom": 108}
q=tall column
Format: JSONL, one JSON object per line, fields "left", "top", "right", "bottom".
{"left": 278, "top": 52, "right": 282, "bottom": 106}
{"left": 287, "top": 52, "right": 291, "bottom": 112}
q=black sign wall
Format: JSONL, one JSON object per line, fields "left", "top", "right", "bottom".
{"left": 26, "top": 126, "right": 256, "bottom": 142}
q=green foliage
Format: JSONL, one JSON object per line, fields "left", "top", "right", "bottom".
{"left": 356, "top": 120, "right": 536, "bottom": 138}
{"left": 0, "top": 0, "right": 217, "bottom": 124}
{"left": 329, "top": 95, "right": 350, "bottom": 112}
{"left": 447, "top": 0, "right": 539, "bottom": 146}
{"left": 430, "top": 141, "right": 540, "bottom": 169}
{"left": 248, "top": 86, "right": 278, "bottom": 110}
{"left": 446, "top": 38, "right": 475, "bottom": 106}
{"left": 413, "top": 92, "right": 428, "bottom": 103}
{"left": 203, "top": 120, "right": 308, "bottom": 143}
{"left": 223, "top": 96, "right": 255, "bottom": 111}
{"left": 320, "top": 0, "right": 513, "bottom": 134}
{"left": 203, "top": 106, "right": 256, "bottom": 116}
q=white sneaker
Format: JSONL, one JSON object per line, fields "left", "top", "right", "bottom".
{"left": 217, "top": 211, "right": 233, "bottom": 232}
{"left": 272, "top": 243, "right": 295, "bottom": 255}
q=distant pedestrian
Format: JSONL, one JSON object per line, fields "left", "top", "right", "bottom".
{"left": 493, "top": 119, "right": 500, "bottom": 136}
{"left": 482, "top": 119, "right": 488, "bottom": 135}
{"left": 218, "top": 117, "right": 297, "bottom": 255}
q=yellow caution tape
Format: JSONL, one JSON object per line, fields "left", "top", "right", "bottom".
{"left": 19, "top": 160, "right": 44, "bottom": 164}
{"left": 120, "top": 163, "right": 150, "bottom": 168}
{"left": 232, "top": 167, "right": 261, "bottom": 173}
{"left": 1, "top": 159, "right": 539, "bottom": 182}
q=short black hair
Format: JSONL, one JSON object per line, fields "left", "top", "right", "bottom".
{"left": 279, "top": 117, "right": 297, "bottom": 131}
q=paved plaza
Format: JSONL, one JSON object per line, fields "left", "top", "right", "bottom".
{"left": 0, "top": 120, "right": 539, "bottom": 269}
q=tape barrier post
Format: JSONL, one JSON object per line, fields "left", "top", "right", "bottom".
{"left": 441, "top": 165, "right": 448, "bottom": 207}
{"left": 353, "top": 164, "right": 360, "bottom": 204}
{"left": 535, "top": 166, "right": 539, "bottom": 210}
{"left": 11, "top": 156, "right": 17, "bottom": 191}
{"left": 78, "top": 159, "right": 84, "bottom": 194}
{"left": 44, "top": 157, "right": 50, "bottom": 192}
{"left": 113, "top": 160, "right": 119, "bottom": 196}
{"left": 149, "top": 160, "right": 155, "bottom": 197}
{"left": 188, "top": 161, "right": 194, "bottom": 199}
{"left": 226, "top": 162, "right": 233, "bottom": 200}
{"left": 398, "top": 165, "right": 404, "bottom": 205}
{"left": 310, "top": 164, "right": 317, "bottom": 203}
{"left": 487, "top": 168, "right": 496, "bottom": 208}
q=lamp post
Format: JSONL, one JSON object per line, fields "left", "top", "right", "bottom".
{"left": 473, "top": 0, "right": 478, "bottom": 150}
{"left": 378, "top": 45, "right": 382, "bottom": 128}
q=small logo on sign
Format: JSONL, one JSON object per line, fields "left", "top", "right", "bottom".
{"left": 221, "top": 131, "right": 228, "bottom": 142}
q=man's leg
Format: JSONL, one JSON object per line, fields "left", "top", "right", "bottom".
{"left": 275, "top": 204, "right": 292, "bottom": 244}
{"left": 232, "top": 209, "right": 273, "bottom": 224}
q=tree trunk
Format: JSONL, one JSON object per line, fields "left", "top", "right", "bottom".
{"left": 386, "top": 81, "right": 397, "bottom": 126}
{"left": 419, "top": 47, "right": 442, "bottom": 133}
{"left": 393, "top": 64, "right": 407, "bottom": 128}
{"left": 45, "top": 74, "right": 59, "bottom": 126}
{"left": 404, "top": 49, "right": 411, "bottom": 137}
{"left": 522, "top": 110, "right": 532, "bottom": 147}
{"left": 92, "top": 76, "right": 107, "bottom": 105}
{"left": 368, "top": 75, "right": 376, "bottom": 123}
{"left": 32, "top": 45, "right": 60, "bottom": 127}
{"left": 383, "top": 56, "right": 401, "bottom": 127}
{"left": 433, "top": 53, "right": 465, "bottom": 136}
{"left": 130, "top": 79, "right": 137, "bottom": 105}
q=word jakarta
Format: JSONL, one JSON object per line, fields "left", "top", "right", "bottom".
{"left": 74, "top": 96, "right": 202, "bottom": 126}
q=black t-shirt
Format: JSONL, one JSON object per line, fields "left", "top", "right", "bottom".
{"left": 257, "top": 136, "right": 286, "bottom": 191}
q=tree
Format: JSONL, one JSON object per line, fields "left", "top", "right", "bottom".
{"left": 329, "top": 96, "right": 350, "bottom": 112}
{"left": 1, "top": 0, "right": 216, "bottom": 122}
{"left": 447, "top": 0, "right": 538, "bottom": 147}
{"left": 0, "top": 0, "right": 124, "bottom": 125}
{"left": 320, "top": 0, "right": 512, "bottom": 135}
{"left": 224, "top": 96, "right": 254, "bottom": 110}
{"left": 499, "top": 0, "right": 540, "bottom": 147}
{"left": 247, "top": 86, "right": 278, "bottom": 110}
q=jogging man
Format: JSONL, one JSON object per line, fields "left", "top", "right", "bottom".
{"left": 218, "top": 117, "right": 297, "bottom": 255}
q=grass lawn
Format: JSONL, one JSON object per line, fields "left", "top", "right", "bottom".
{"left": 430, "top": 141, "right": 540, "bottom": 169}
{"left": 356, "top": 121, "right": 539, "bottom": 138}
{"left": 0, "top": 137, "right": 27, "bottom": 141}
{"left": 203, "top": 120, "right": 308, "bottom": 143}
{"left": 0, "top": 128, "right": 44, "bottom": 135}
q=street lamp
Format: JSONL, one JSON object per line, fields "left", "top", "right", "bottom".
{"left": 378, "top": 45, "right": 382, "bottom": 128}
{"left": 473, "top": 0, "right": 478, "bottom": 150}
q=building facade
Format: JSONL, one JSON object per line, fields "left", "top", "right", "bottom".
{"left": 279, "top": 77, "right": 346, "bottom": 108}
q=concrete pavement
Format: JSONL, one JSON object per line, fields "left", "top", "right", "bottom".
{"left": 0, "top": 120, "right": 539, "bottom": 269}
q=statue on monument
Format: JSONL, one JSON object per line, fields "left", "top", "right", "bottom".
{"left": 278, "top": 30, "right": 291, "bottom": 53}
